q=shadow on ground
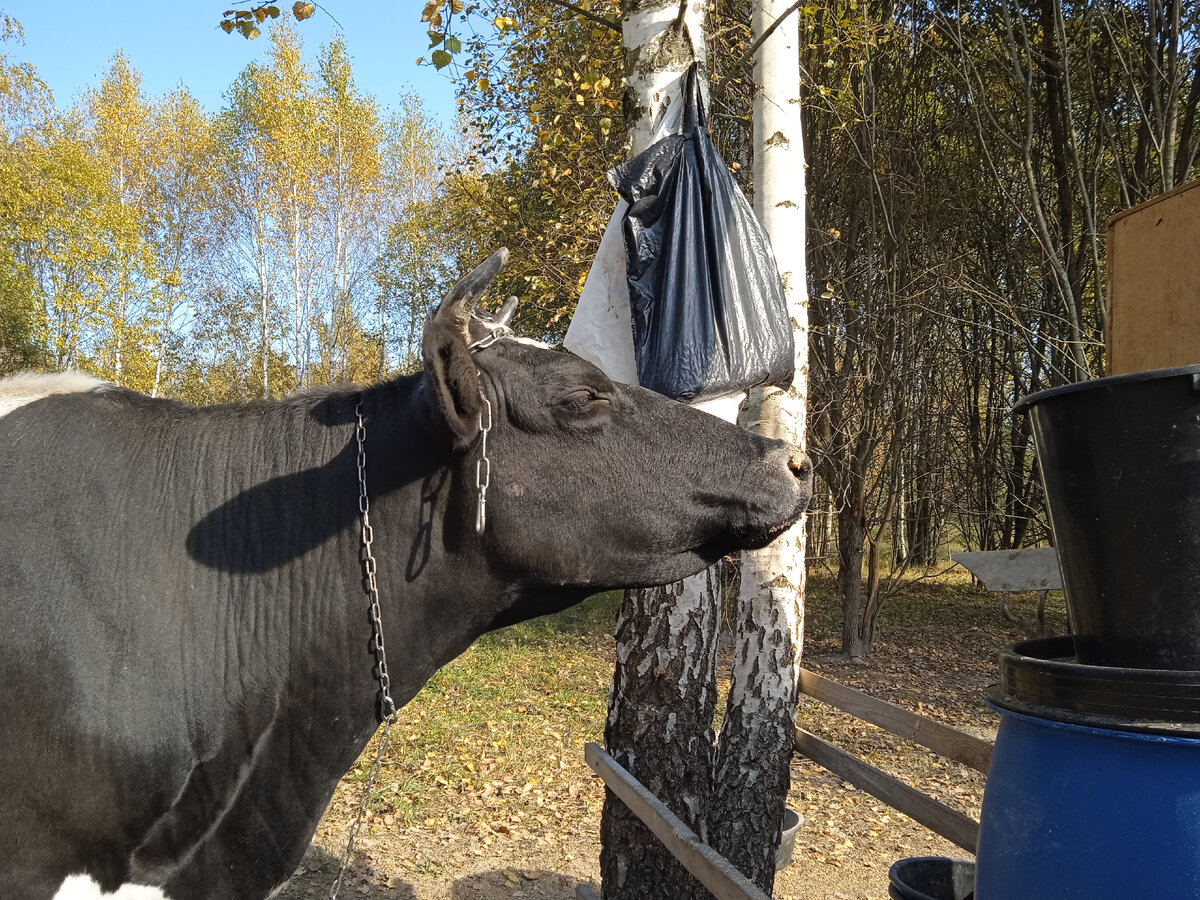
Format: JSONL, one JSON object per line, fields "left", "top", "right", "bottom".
{"left": 451, "top": 869, "right": 589, "bottom": 899}
{"left": 277, "top": 844, "right": 593, "bottom": 900}
{"left": 276, "top": 844, "right": 417, "bottom": 899}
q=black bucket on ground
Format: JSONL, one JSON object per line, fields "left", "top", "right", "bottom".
{"left": 1014, "top": 365, "right": 1200, "bottom": 670}
{"left": 888, "top": 857, "right": 975, "bottom": 900}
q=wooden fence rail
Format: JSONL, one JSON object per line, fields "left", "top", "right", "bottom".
{"left": 581, "top": 668, "right": 994, "bottom": 897}
{"left": 797, "top": 668, "right": 993, "bottom": 774}
{"left": 793, "top": 728, "right": 980, "bottom": 853}
{"left": 582, "top": 742, "right": 772, "bottom": 900}
{"left": 795, "top": 667, "right": 990, "bottom": 853}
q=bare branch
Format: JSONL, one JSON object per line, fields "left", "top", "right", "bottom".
{"left": 543, "top": 0, "right": 621, "bottom": 32}
{"left": 722, "top": 0, "right": 803, "bottom": 80}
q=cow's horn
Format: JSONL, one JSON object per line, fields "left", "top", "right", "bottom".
{"left": 435, "top": 248, "right": 509, "bottom": 340}
{"left": 495, "top": 295, "right": 519, "bottom": 328}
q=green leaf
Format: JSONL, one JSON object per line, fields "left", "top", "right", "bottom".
{"left": 432, "top": 50, "right": 453, "bottom": 70}
{"left": 428, "top": 31, "right": 444, "bottom": 48}
{"left": 446, "top": 35, "right": 462, "bottom": 54}
{"left": 220, "top": 20, "right": 234, "bottom": 33}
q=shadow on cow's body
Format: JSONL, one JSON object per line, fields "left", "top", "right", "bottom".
{"left": 0, "top": 251, "right": 810, "bottom": 900}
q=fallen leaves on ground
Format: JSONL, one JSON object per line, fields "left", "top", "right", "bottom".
{"left": 277, "top": 576, "right": 1068, "bottom": 900}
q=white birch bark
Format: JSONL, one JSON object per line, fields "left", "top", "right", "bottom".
{"left": 599, "top": 3, "right": 717, "bottom": 898}
{"left": 709, "top": 0, "right": 808, "bottom": 889}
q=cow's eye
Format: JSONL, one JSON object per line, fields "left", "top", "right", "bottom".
{"left": 561, "top": 388, "right": 611, "bottom": 413}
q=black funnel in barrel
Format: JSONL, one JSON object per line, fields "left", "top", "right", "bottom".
{"left": 1015, "top": 365, "right": 1200, "bottom": 670}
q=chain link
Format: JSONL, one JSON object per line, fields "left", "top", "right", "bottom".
{"left": 328, "top": 716, "right": 395, "bottom": 899}
{"left": 475, "top": 394, "right": 493, "bottom": 534}
{"left": 330, "top": 400, "right": 400, "bottom": 900}
{"left": 467, "top": 322, "right": 512, "bottom": 351}
{"left": 332, "top": 387, "right": 494, "bottom": 897}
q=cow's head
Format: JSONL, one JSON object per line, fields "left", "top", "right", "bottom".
{"left": 420, "top": 249, "right": 811, "bottom": 598}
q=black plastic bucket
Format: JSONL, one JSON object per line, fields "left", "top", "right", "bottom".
{"left": 888, "top": 857, "right": 975, "bottom": 900}
{"left": 1015, "top": 365, "right": 1200, "bottom": 669}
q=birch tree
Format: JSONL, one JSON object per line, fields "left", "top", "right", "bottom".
{"left": 87, "top": 53, "right": 156, "bottom": 387}
{"left": 314, "top": 38, "right": 383, "bottom": 384}
{"left": 706, "top": 0, "right": 807, "bottom": 888}
{"left": 216, "top": 70, "right": 282, "bottom": 399}
{"left": 598, "top": 2, "right": 717, "bottom": 897}
{"left": 0, "top": 24, "right": 52, "bottom": 373}
{"left": 143, "top": 89, "right": 219, "bottom": 397}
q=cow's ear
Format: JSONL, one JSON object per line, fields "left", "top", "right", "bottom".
{"left": 421, "top": 249, "right": 508, "bottom": 447}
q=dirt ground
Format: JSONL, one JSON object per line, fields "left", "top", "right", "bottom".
{"left": 279, "top": 577, "right": 1066, "bottom": 900}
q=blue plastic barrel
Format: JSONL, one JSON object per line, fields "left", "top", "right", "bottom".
{"left": 975, "top": 707, "right": 1200, "bottom": 899}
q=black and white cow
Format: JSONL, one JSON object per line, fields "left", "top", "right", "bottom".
{"left": 0, "top": 251, "right": 810, "bottom": 900}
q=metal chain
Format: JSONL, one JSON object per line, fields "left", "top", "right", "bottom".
{"left": 355, "top": 399, "right": 397, "bottom": 722}
{"left": 329, "top": 400, "right": 400, "bottom": 900}
{"left": 466, "top": 322, "right": 502, "bottom": 534}
{"left": 475, "top": 394, "right": 493, "bottom": 534}
{"left": 328, "top": 717, "right": 395, "bottom": 900}
{"left": 331, "top": 385, "right": 493, "bottom": 896}
{"left": 467, "top": 322, "right": 512, "bottom": 351}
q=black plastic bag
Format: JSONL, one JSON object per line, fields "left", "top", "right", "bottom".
{"left": 609, "top": 63, "right": 794, "bottom": 403}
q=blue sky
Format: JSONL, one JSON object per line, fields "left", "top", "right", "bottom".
{"left": 3, "top": 2, "right": 459, "bottom": 122}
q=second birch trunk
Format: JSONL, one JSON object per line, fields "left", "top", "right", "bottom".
{"left": 709, "top": 0, "right": 808, "bottom": 890}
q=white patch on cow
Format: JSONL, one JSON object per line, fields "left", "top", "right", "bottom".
{"left": 53, "top": 874, "right": 171, "bottom": 900}
{"left": 0, "top": 370, "right": 106, "bottom": 418}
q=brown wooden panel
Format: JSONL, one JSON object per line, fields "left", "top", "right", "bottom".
{"left": 1107, "top": 178, "right": 1200, "bottom": 375}
{"left": 583, "top": 742, "right": 771, "bottom": 900}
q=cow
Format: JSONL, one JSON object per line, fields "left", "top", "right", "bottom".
{"left": 0, "top": 250, "right": 811, "bottom": 900}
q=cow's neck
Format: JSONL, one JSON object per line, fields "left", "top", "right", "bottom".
{"left": 136, "top": 378, "right": 514, "bottom": 895}
{"left": 249, "top": 376, "right": 513, "bottom": 737}
{"left": 352, "top": 377, "right": 513, "bottom": 697}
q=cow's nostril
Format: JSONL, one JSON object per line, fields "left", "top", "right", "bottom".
{"left": 788, "top": 450, "right": 809, "bottom": 479}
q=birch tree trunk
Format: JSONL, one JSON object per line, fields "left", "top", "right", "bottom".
{"left": 599, "top": 2, "right": 715, "bottom": 897}
{"left": 708, "top": 0, "right": 808, "bottom": 890}
{"left": 601, "top": 577, "right": 720, "bottom": 899}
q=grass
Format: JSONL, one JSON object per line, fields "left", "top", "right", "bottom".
{"left": 338, "top": 590, "right": 622, "bottom": 830}
{"left": 301, "top": 571, "right": 1061, "bottom": 898}
{"left": 331, "top": 573, "right": 1066, "bottom": 839}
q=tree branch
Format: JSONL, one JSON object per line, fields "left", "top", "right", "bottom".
{"left": 543, "top": 0, "right": 621, "bottom": 32}
{"left": 725, "top": 0, "right": 804, "bottom": 79}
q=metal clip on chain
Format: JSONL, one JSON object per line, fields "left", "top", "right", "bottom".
{"left": 467, "top": 322, "right": 512, "bottom": 352}
{"left": 331, "top": 400, "right": 400, "bottom": 900}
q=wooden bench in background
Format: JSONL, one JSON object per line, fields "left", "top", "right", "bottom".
{"left": 951, "top": 547, "right": 1063, "bottom": 635}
